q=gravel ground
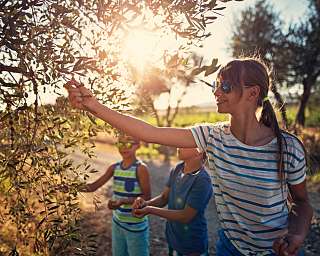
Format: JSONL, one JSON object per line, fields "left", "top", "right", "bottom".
{"left": 303, "top": 183, "right": 320, "bottom": 256}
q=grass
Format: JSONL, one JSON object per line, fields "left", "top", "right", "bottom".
{"left": 285, "top": 104, "right": 320, "bottom": 127}
{"left": 310, "top": 172, "right": 320, "bottom": 184}
{"left": 142, "top": 104, "right": 320, "bottom": 129}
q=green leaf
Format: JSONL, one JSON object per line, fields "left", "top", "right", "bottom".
{"left": 48, "top": 205, "right": 59, "bottom": 211}
{"left": 37, "top": 216, "right": 47, "bottom": 228}
{"left": 87, "top": 113, "right": 97, "bottom": 125}
{"left": 204, "top": 59, "right": 220, "bottom": 76}
{"left": 190, "top": 66, "right": 206, "bottom": 76}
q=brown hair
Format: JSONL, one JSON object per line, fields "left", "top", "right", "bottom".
{"left": 217, "top": 57, "right": 287, "bottom": 187}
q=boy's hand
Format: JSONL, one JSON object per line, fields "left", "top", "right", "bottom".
{"left": 132, "top": 206, "right": 150, "bottom": 218}
{"left": 132, "top": 197, "right": 147, "bottom": 209}
{"left": 63, "top": 79, "right": 97, "bottom": 111}
{"left": 273, "top": 234, "right": 304, "bottom": 256}
{"left": 107, "top": 199, "right": 122, "bottom": 210}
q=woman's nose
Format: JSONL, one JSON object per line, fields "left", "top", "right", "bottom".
{"left": 213, "top": 86, "right": 222, "bottom": 97}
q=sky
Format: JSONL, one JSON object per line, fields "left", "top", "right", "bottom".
{"left": 170, "top": 0, "right": 309, "bottom": 109}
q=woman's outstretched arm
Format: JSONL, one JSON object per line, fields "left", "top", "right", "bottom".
{"left": 64, "top": 80, "right": 196, "bottom": 148}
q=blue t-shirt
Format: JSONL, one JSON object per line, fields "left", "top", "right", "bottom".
{"left": 165, "top": 162, "right": 213, "bottom": 255}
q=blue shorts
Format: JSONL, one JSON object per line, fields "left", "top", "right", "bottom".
{"left": 216, "top": 229, "right": 304, "bottom": 256}
{"left": 112, "top": 219, "right": 149, "bottom": 256}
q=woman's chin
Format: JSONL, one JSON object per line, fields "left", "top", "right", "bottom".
{"left": 216, "top": 107, "right": 228, "bottom": 113}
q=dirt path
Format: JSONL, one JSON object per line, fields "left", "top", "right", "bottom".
{"left": 75, "top": 145, "right": 319, "bottom": 256}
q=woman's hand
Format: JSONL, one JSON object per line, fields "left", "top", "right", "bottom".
{"left": 132, "top": 197, "right": 147, "bottom": 209}
{"left": 63, "top": 79, "right": 98, "bottom": 111}
{"left": 273, "top": 233, "right": 304, "bottom": 256}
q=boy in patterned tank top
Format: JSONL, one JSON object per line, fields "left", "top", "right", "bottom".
{"left": 82, "top": 134, "right": 151, "bottom": 256}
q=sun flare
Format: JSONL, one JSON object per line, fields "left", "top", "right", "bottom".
{"left": 121, "top": 28, "right": 179, "bottom": 74}
{"left": 122, "top": 29, "right": 159, "bottom": 72}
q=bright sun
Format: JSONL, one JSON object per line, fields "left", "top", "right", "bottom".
{"left": 121, "top": 28, "right": 179, "bottom": 74}
{"left": 122, "top": 29, "right": 160, "bottom": 72}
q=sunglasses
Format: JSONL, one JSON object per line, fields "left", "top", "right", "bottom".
{"left": 207, "top": 80, "right": 252, "bottom": 94}
{"left": 211, "top": 80, "right": 233, "bottom": 94}
{"left": 115, "top": 141, "right": 138, "bottom": 149}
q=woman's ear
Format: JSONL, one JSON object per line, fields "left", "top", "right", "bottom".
{"left": 248, "top": 85, "right": 260, "bottom": 102}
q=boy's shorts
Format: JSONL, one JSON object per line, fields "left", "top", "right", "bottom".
{"left": 168, "top": 246, "right": 209, "bottom": 256}
{"left": 112, "top": 219, "right": 149, "bottom": 256}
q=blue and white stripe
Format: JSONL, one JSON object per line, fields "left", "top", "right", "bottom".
{"left": 191, "top": 122, "right": 306, "bottom": 255}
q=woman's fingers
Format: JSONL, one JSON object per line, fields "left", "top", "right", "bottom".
{"left": 79, "top": 86, "right": 93, "bottom": 97}
{"left": 273, "top": 236, "right": 291, "bottom": 256}
{"left": 64, "top": 79, "right": 95, "bottom": 110}
{"left": 64, "top": 79, "right": 83, "bottom": 89}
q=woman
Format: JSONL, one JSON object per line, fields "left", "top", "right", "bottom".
{"left": 64, "top": 57, "right": 313, "bottom": 256}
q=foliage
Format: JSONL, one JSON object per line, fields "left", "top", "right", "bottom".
{"left": 298, "top": 127, "right": 320, "bottom": 174}
{"left": 284, "top": 0, "right": 320, "bottom": 126}
{"left": 0, "top": 0, "right": 235, "bottom": 254}
{"left": 229, "top": 0, "right": 289, "bottom": 127}
{"left": 230, "top": 1, "right": 284, "bottom": 75}
{"left": 133, "top": 54, "right": 220, "bottom": 127}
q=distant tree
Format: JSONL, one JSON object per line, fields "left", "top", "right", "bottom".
{"left": 133, "top": 54, "right": 219, "bottom": 127}
{"left": 132, "top": 53, "right": 219, "bottom": 161}
{"left": 229, "top": 0, "right": 289, "bottom": 127}
{"left": 0, "top": 0, "right": 231, "bottom": 254}
{"left": 285, "top": 0, "right": 320, "bottom": 126}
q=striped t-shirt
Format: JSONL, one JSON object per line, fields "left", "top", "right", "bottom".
{"left": 112, "top": 160, "right": 148, "bottom": 232}
{"left": 190, "top": 122, "right": 306, "bottom": 256}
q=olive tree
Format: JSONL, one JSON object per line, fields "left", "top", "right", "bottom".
{"left": 0, "top": 0, "right": 232, "bottom": 254}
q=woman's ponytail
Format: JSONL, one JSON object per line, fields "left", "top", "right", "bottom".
{"left": 260, "top": 98, "right": 286, "bottom": 192}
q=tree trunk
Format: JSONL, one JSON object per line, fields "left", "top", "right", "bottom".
{"left": 295, "top": 79, "right": 312, "bottom": 127}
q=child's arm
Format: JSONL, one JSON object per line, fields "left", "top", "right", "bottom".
{"left": 64, "top": 81, "right": 196, "bottom": 148}
{"left": 134, "top": 205, "right": 198, "bottom": 224}
{"left": 133, "top": 187, "right": 198, "bottom": 224}
{"left": 134, "top": 171, "right": 213, "bottom": 224}
{"left": 136, "top": 163, "right": 151, "bottom": 201}
{"left": 273, "top": 180, "right": 313, "bottom": 256}
{"left": 133, "top": 186, "right": 170, "bottom": 209}
{"left": 83, "top": 164, "right": 115, "bottom": 192}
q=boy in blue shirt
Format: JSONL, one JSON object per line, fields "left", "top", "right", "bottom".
{"left": 132, "top": 148, "right": 213, "bottom": 256}
{"left": 82, "top": 134, "right": 151, "bottom": 256}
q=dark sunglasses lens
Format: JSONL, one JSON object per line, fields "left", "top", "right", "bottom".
{"left": 116, "top": 142, "right": 136, "bottom": 149}
{"left": 221, "top": 81, "right": 232, "bottom": 93}
{"left": 212, "top": 81, "right": 231, "bottom": 94}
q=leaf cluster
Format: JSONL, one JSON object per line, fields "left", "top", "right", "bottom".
{"left": 0, "top": 0, "right": 233, "bottom": 254}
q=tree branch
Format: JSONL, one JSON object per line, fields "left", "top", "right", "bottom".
{"left": 0, "top": 63, "right": 32, "bottom": 77}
